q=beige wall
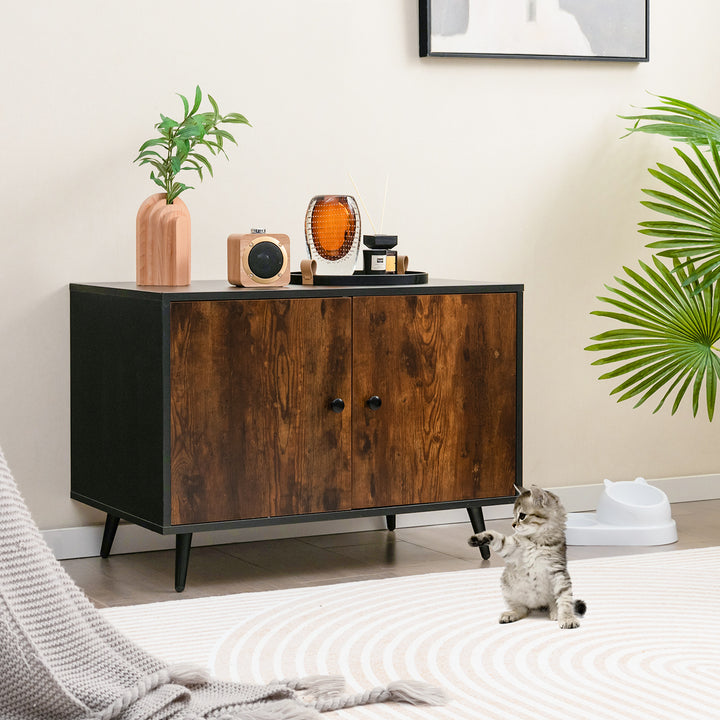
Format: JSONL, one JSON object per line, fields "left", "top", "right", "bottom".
{"left": 1, "top": 0, "right": 719, "bottom": 531}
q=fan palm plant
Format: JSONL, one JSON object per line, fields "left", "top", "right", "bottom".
{"left": 587, "top": 96, "right": 720, "bottom": 420}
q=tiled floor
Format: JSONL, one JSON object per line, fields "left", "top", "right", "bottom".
{"left": 61, "top": 499, "right": 720, "bottom": 607}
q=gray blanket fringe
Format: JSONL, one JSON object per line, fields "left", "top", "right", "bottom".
{"left": 0, "top": 445, "right": 446, "bottom": 720}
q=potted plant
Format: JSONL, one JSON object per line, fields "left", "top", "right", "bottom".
{"left": 134, "top": 86, "right": 249, "bottom": 286}
{"left": 587, "top": 96, "right": 720, "bottom": 420}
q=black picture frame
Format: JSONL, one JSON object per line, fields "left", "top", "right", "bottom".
{"left": 419, "top": 0, "right": 649, "bottom": 62}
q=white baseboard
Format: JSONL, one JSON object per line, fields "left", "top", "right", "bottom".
{"left": 46, "top": 473, "right": 720, "bottom": 560}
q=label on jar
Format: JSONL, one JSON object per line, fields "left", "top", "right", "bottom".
{"left": 371, "top": 254, "right": 386, "bottom": 271}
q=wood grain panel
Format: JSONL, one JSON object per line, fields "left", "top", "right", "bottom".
{"left": 352, "top": 293, "right": 518, "bottom": 509}
{"left": 170, "top": 298, "right": 352, "bottom": 525}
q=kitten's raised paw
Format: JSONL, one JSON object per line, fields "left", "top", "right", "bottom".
{"left": 468, "top": 532, "right": 491, "bottom": 548}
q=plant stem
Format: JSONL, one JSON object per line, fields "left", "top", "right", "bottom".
{"left": 165, "top": 129, "right": 174, "bottom": 204}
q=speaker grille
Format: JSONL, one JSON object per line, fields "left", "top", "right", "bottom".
{"left": 247, "top": 240, "right": 285, "bottom": 279}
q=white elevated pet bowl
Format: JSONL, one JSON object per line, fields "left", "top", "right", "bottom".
{"left": 566, "top": 477, "right": 678, "bottom": 546}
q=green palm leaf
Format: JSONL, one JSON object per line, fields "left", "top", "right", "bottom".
{"left": 586, "top": 256, "right": 720, "bottom": 420}
{"left": 639, "top": 142, "right": 720, "bottom": 293}
{"left": 621, "top": 95, "right": 720, "bottom": 146}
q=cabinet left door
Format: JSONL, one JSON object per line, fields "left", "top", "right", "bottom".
{"left": 169, "top": 297, "right": 353, "bottom": 525}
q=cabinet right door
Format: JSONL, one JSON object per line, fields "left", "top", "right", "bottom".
{"left": 352, "top": 293, "right": 518, "bottom": 509}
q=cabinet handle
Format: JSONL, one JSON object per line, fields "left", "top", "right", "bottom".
{"left": 329, "top": 398, "right": 345, "bottom": 413}
{"left": 366, "top": 395, "right": 382, "bottom": 411}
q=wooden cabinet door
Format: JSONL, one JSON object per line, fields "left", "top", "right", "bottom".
{"left": 352, "top": 293, "right": 518, "bottom": 508}
{"left": 170, "top": 297, "right": 352, "bottom": 524}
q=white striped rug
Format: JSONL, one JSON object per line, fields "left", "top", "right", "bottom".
{"left": 101, "top": 546, "right": 720, "bottom": 720}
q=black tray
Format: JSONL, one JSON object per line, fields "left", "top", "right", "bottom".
{"left": 290, "top": 270, "right": 429, "bottom": 286}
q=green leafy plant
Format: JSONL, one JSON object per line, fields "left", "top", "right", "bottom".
{"left": 621, "top": 95, "right": 720, "bottom": 146}
{"left": 586, "top": 258, "right": 720, "bottom": 419}
{"left": 134, "top": 86, "right": 250, "bottom": 204}
{"left": 587, "top": 95, "right": 720, "bottom": 420}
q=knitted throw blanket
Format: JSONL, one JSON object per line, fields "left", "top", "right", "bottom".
{"left": 0, "top": 447, "right": 446, "bottom": 720}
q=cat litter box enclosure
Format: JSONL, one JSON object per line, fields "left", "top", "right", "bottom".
{"left": 566, "top": 478, "right": 678, "bottom": 546}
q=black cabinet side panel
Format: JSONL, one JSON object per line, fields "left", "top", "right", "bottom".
{"left": 70, "top": 290, "right": 164, "bottom": 527}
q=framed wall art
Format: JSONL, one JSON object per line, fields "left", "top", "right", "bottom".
{"left": 419, "top": 0, "right": 649, "bottom": 62}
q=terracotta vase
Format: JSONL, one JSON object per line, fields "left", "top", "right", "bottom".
{"left": 136, "top": 193, "right": 191, "bottom": 286}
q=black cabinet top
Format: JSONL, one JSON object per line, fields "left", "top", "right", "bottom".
{"left": 69, "top": 278, "right": 524, "bottom": 302}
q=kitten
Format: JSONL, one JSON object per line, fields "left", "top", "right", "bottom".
{"left": 468, "top": 485, "right": 586, "bottom": 629}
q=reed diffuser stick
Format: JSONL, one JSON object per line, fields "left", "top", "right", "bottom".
{"left": 348, "top": 173, "right": 376, "bottom": 235}
{"left": 379, "top": 173, "right": 390, "bottom": 234}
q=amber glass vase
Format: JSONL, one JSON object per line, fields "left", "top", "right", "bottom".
{"left": 304, "top": 195, "right": 361, "bottom": 275}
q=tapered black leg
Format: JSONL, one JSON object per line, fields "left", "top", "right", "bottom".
{"left": 100, "top": 514, "right": 120, "bottom": 558}
{"left": 175, "top": 533, "right": 192, "bottom": 592}
{"left": 386, "top": 514, "right": 396, "bottom": 531}
{"left": 467, "top": 506, "right": 491, "bottom": 560}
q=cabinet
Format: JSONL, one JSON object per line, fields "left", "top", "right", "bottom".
{"left": 70, "top": 280, "right": 523, "bottom": 590}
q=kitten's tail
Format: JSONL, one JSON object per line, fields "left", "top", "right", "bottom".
{"left": 574, "top": 599, "right": 587, "bottom": 617}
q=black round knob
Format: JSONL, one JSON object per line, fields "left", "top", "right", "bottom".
{"left": 329, "top": 398, "right": 345, "bottom": 413}
{"left": 366, "top": 395, "right": 382, "bottom": 410}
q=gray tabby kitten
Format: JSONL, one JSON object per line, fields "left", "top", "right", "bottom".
{"left": 468, "top": 485, "right": 587, "bottom": 629}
